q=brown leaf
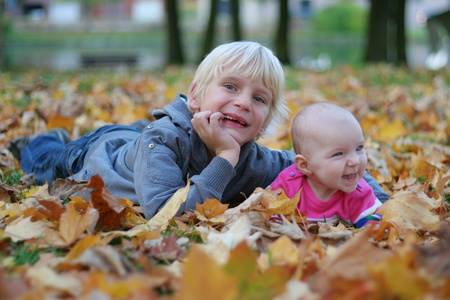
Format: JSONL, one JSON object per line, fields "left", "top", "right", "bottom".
{"left": 48, "top": 178, "right": 88, "bottom": 200}
{"left": 86, "top": 174, "right": 137, "bottom": 231}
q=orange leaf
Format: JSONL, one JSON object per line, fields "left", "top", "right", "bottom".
{"left": 46, "top": 114, "right": 75, "bottom": 133}
{"left": 195, "top": 198, "right": 229, "bottom": 219}
{"left": 65, "top": 233, "right": 102, "bottom": 261}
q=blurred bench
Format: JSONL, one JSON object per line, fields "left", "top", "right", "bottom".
{"left": 81, "top": 54, "right": 138, "bottom": 67}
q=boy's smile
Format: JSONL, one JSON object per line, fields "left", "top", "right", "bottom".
{"left": 189, "top": 72, "right": 272, "bottom": 146}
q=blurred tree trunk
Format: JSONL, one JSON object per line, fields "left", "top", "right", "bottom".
{"left": 0, "top": 1, "right": 4, "bottom": 67}
{"left": 365, "top": 0, "right": 407, "bottom": 65}
{"left": 395, "top": 0, "right": 407, "bottom": 65}
{"left": 201, "top": 0, "right": 219, "bottom": 61}
{"left": 230, "top": 0, "right": 242, "bottom": 40}
{"left": 166, "top": 0, "right": 185, "bottom": 65}
{"left": 275, "top": 0, "right": 291, "bottom": 65}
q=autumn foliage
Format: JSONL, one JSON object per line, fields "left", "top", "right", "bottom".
{"left": 0, "top": 65, "right": 449, "bottom": 299}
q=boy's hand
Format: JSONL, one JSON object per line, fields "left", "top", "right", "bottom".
{"left": 191, "top": 111, "right": 240, "bottom": 167}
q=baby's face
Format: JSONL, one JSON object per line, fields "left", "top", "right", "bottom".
{"left": 189, "top": 72, "right": 272, "bottom": 146}
{"left": 304, "top": 117, "right": 367, "bottom": 195}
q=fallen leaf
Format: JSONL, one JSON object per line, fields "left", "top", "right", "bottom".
{"left": 172, "top": 244, "right": 239, "bottom": 300}
{"left": 147, "top": 181, "right": 190, "bottom": 231}
{"left": 378, "top": 190, "right": 440, "bottom": 234}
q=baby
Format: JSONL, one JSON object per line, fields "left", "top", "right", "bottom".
{"left": 270, "top": 102, "right": 382, "bottom": 228}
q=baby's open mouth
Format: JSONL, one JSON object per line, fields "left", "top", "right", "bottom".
{"left": 223, "top": 115, "right": 248, "bottom": 127}
{"left": 342, "top": 173, "right": 357, "bottom": 181}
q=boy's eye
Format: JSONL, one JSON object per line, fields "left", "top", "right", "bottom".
{"left": 356, "top": 145, "right": 364, "bottom": 151}
{"left": 224, "top": 84, "right": 236, "bottom": 91}
{"left": 253, "top": 96, "right": 266, "bottom": 104}
{"left": 332, "top": 152, "right": 343, "bottom": 157}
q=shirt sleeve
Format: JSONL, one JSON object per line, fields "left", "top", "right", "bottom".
{"left": 349, "top": 179, "right": 383, "bottom": 227}
{"left": 134, "top": 122, "right": 236, "bottom": 219}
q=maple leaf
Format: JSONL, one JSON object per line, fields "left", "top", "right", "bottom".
{"left": 46, "top": 114, "right": 75, "bottom": 133}
{"left": 3, "top": 216, "right": 48, "bottom": 242}
{"left": 86, "top": 174, "right": 137, "bottom": 231}
{"left": 195, "top": 198, "right": 229, "bottom": 219}
{"left": 194, "top": 198, "right": 228, "bottom": 225}
{"left": 59, "top": 202, "right": 97, "bottom": 245}
{"left": 310, "top": 228, "right": 394, "bottom": 297}
{"left": 249, "top": 187, "right": 300, "bottom": 216}
{"left": 64, "top": 233, "right": 102, "bottom": 261}
{"left": 0, "top": 181, "right": 19, "bottom": 203}
{"left": 225, "top": 241, "right": 294, "bottom": 300}
{"left": 25, "top": 266, "right": 82, "bottom": 297}
{"left": 378, "top": 190, "right": 440, "bottom": 234}
{"left": 171, "top": 244, "right": 239, "bottom": 300}
{"left": 207, "top": 214, "right": 260, "bottom": 250}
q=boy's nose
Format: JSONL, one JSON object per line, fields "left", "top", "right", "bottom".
{"left": 234, "top": 95, "right": 251, "bottom": 111}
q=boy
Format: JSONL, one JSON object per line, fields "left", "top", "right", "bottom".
{"left": 8, "top": 41, "right": 389, "bottom": 219}
{"left": 270, "top": 102, "right": 382, "bottom": 228}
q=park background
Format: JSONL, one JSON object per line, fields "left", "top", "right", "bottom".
{"left": 0, "top": 1, "right": 449, "bottom": 299}
{"left": 1, "top": 0, "right": 450, "bottom": 71}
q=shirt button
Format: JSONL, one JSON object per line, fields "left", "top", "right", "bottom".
{"left": 290, "top": 172, "right": 295, "bottom": 177}
{"left": 149, "top": 144, "right": 155, "bottom": 149}
{"left": 147, "top": 125, "right": 153, "bottom": 129}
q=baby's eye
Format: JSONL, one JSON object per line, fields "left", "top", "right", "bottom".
{"left": 356, "top": 145, "right": 364, "bottom": 151}
{"left": 332, "top": 152, "right": 343, "bottom": 157}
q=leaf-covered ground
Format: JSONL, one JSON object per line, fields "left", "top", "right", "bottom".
{"left": 0, "top": 65, "right": 449, "bottom": 299}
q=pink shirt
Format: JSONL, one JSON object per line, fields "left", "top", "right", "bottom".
{"left": 270, "top": 164, "right": 381, "bottom": 224}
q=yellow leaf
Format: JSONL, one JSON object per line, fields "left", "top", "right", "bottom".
{"left": 268, "top": 235, "right": 300, "bottom": 266}
{"left": 368, "top": 253, "right": 430, "bottom": 299}
{"left": 378, "top": 190, "right": 440, "bottom": 234}
{"left": 172, "top": 244, "right": 238, "bottom": 300}
{"left": 377, "top": 116, "right": 410, "bottom": 142}
{"left": 147, "top": 181, "right": 190, "bottom": 231}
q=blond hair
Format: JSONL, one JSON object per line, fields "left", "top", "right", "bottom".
{"left": 188, "top": 41, "right": 288, "bottom": 125}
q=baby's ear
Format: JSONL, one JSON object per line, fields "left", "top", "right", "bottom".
{"left": 294, "top": 154, "right": 311, "bottom": 175}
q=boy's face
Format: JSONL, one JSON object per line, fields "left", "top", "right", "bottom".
{"left": 299, "top": 116, "right": 367, "bottom": 197}
{"left": 189, "top": 71, "right": 272, "bottom": 146}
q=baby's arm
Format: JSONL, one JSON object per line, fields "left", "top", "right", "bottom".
{"left": 134, "top": 122, "right": 237, "bottom": 219}
{"left": 351, "top": 179, "right": 383, "bottom": 228}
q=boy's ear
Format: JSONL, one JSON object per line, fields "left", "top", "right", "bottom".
{"left": 189, "top": 84, "right": 201, "bottom": 110}
{"left": 257, "top": 126, "right": 266, "bottom": 136}
{"left": 294, "top": 154, "right": 311, "bottom": 175}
